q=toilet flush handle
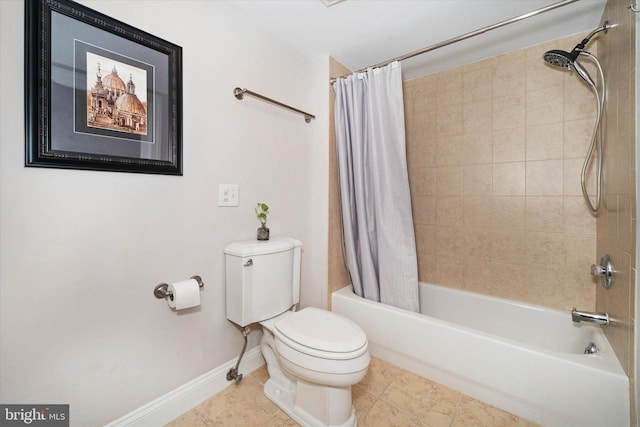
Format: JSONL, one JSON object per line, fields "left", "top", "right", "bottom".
{"left": 244, "top": 259, "right": 253, "bottom": 267}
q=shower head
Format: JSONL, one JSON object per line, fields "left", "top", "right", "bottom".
{"left": 543, "top": 49, "right": 578, "bottom": 69}
{"left": 542, "top": 50, "right": 596, "bottom": 89}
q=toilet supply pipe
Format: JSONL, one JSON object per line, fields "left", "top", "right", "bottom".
{"left": 227, "top": 326, "right": 251, "bottom": 383}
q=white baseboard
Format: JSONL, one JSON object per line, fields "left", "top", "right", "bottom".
{"left": 104, "top": 347, "right": 264, "bottom": 427}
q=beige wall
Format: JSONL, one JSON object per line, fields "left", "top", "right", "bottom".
{"left": 403, "top": 34, "right": 600, "bottom": 312}
{"left": 596, "top": 0, "right": 636, "bottom": 422}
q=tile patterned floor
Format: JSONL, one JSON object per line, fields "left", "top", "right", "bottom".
{"left": 165, "top": 357, "right": 538, "bottom": 426}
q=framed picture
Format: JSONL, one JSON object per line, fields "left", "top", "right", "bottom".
{"left": 25, "top": 0, "right": 183, "bottom": 175}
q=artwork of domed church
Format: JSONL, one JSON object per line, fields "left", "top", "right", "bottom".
{"left": 87, "top": 57, "right": 147, "bottom": 136}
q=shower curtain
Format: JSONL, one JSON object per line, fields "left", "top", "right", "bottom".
{"left": 333, "top": 62, "right": 419, "bottom": 312}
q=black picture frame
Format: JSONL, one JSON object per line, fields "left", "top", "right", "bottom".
{"left": 25, "top": 0, "right": 183, "bottom": 175}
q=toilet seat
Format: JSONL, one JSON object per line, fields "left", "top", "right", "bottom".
{"left": 273, "top": 308, "right": 368, "bottom": 363}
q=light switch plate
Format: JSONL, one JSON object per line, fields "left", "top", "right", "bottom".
{"left": 218, "top": 184, "right": 239, "bottom": 206}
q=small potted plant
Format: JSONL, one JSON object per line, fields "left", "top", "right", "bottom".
{"left": 255, "top": 202, "right": 269, "bottom": 241}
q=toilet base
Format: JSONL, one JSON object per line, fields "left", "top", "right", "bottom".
{"left": 264, "top": 377, "right": 357, "bottom": 427}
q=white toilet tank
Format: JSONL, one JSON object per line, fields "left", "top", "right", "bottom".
{"left": 225, "top": 237, "right": 302, "bottom": 327}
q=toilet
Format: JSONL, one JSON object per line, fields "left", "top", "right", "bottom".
{"left": 225, "top": 237, "right": 370, "bottom": 427}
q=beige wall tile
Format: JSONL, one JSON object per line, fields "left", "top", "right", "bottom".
{"left": 492, "top": 196, "right": 525, "bottom": 230}
{"left": 412, "top": 196, "right": 437, "bottom": 225}
{"left": 562, "top": 270, "right": 597, "bottom": 311}
{"left": 437, "top": 134, "right": 463, "bottom": 166}
{"left": 526, "top": 159, "right": 563, "bottom": 196}
{"left": 437, "top": 70, "right": 463, "bottom": 107}
{"left": 492, "top": 230, "right": 525, "bottom": 265}
{"left": 527, "top": 87, "right": 564, "bottom": 126}
{"left": 406, "top": 136, "right": 436, "bottom": 169}
{"left": 436, "top": 166, "right": 462, "bottom": 195}
{"left": 462, "top": 196, "right": 493, "bottom": 228}
{"left": 524, "top": 266, "right": 565, "bottom": 309}
{"left": 564, "top": 234, "right": 596, "bottom": 274}
{"left": 437, "top": 104, "right": 463, "bottom": 135}
{"left": 493, "top": 95, "right": 525, "bottom": 130}
{"left": 490, "top": 263, "right": 526, "bottom": 299}
{"left": 462, "top": 164, "right": 492, "bottom": 196}
{"left": 526, "top": 123, "right": 563, "bottom": 160}
{"left": 414, "top": 224, "right": 437, "bottom": 255}
{"left": 436, "top": 197, "right": 463, "bottom": 226}
{"left": 564, "top": 195, "right": 597, "bottom": 235}
{"left": 436, "top": 255, "right": 462, "bottom": 287}
{"left": 436, "top": 225, "right": 463, "bottom": 257}
{"left": 493, "top": 162, "right": 526, "bottom": 196}
{"left": 563, "top": 158, "right": 589, "bottom": 196}
{"left": 463, "top": 100, "right": 492, "bottom": 133}
{"left": 525, "top": 196, "right": 563, "bottom": 232}
{"left": 525, "top": 232, "right": 564, "bottom": 270}
{"left": 460, "top": 258, "right": 494, "bottom": 292}
{"left": 564, "top": 118, "right": 596, "bottom": 158}
{"left": 410, "top": 167, "right": 436, "bottom": 196}
{"left": 564, "top": 73, "right": 597, "bottom": 122}
{"left": 463, "top": 64, "right": 492, "bottom": 100}
{"left": 493, "top": 128, "right": 525, "bottom": 163}
{"left": 462, "top": 131, "right": 493, "bottom": 165}
{"left": 493, "top": 51, "right": 526, "bottom": 99}
{"left": 461, "top": 228, "right": 492, "bottom": 261}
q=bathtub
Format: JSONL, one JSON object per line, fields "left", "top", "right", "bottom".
{"left": 332, "top": 283, "right": 629, "bottom": 427}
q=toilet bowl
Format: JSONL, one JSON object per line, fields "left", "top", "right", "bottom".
{"left": 273, "top": 308, "right": 369, "bottom": 385}
{"left": 260, "top": 308, "right": 370, "bottom": 427}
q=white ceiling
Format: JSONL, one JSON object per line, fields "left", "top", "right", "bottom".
{"left": 225, "top": 0, "right": 607, "bottom": 80}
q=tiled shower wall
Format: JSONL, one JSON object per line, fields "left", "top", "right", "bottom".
{"left": 403, "top": 33, "right": 601, "bottom": 312}
{"left": 329, "top": 34, "right": 601, "bottom": 311}
{"left": 596, "top": 0, "right": 636, "bottom": 418}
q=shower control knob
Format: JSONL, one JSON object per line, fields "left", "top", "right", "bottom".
{"left": 590, "top": 254, "right": 613, "bottom": 289}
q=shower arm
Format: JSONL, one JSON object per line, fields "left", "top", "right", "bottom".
{"left": 563, "top": 22, "right": 610, "bottom": 65}
{"left": 581, "top": 23, "right": 610, "bottom": 46}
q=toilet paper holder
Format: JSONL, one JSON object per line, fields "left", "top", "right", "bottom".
{"left": 154, "top": 275, "right": 204, "bottom": 301}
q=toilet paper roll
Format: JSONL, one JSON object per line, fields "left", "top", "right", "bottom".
{"left": 167, "top": 278, "right": 201, "bottom": 310}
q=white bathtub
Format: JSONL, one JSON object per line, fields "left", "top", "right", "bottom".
{"left": 332, "top": 283, "right": 629, "bottom": 427}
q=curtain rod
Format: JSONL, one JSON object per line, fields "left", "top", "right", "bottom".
{"left": 330, "top": 0, "right": 578, "bottom": 83}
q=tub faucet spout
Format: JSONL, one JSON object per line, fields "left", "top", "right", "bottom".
{"left": 571, "top": 308, "right": 609, "bottom": 326}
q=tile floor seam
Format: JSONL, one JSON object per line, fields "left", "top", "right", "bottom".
{"left": 447, "top": 393, "right": 464, "bottom": 427}
{"left": 358, "top": 389, "right": 381, "bottom": 425}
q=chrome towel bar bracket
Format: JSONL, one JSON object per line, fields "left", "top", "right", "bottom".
{"left": 154, "top": 275, "right": 204, "bottom": 301}
{"left": 233, "top": 87, "right": 315, "bottom": 123}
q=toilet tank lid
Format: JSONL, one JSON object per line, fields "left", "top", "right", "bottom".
{"left": 224, "top": 237, "right": 302, "bottom": 257}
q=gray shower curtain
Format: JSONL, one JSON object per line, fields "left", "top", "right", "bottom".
{"left": 333, "top": 62, "right": 419, "bottom": 312}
